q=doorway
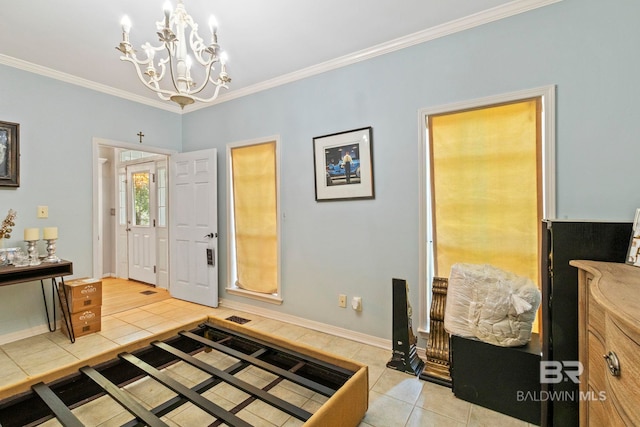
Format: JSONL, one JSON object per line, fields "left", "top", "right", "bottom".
{"left": 92, "top": 138, "right": 174, "bottom": 288}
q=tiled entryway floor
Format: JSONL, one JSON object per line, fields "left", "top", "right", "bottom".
{"left": 0, "top": 297, "right": 535, "bottom": 426}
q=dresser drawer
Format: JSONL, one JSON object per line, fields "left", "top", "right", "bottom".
{"left": 587, "top": 330, "right": 606, "bottom": 393}
{"left": 605, "top": 315, "right": 640, "bottom": 423}
{"left": 588, "top": 287, "right": 605, "bottom": 338}
{"left": 587, "top": 385, "right": 609, "bottom": 427}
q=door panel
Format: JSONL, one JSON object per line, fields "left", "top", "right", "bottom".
{"left": 127, "top": 163, "right": 157, "bottom": 284}
{"left": 170, "top": 149, "right": 218, "bottom": 307}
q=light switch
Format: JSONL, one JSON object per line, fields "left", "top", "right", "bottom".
{"left": 37, "top": 206, "right": 48, "bottom": 218}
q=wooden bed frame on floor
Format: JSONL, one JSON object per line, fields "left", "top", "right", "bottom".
{"left": 0, "top": 317, "right": 369, "bottom": 427}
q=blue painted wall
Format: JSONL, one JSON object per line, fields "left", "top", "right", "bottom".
{"left": 0, "top": 65, "right": 182, "bottom": 337}
{"left": 182, "top": 0, "right": 640, "bottom": 339}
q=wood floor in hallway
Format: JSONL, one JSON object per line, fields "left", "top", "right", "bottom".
{"left": 100, "top": 277, "right": 171, "bottom": 316}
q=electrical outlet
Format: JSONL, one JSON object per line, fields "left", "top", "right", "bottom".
{"left": 352, "top": 296, "right": 362, "bottom": 311}
{"left": 338, "top": 294, "right": 347, "bottom": 308}
{"left": 37, "top": 206, "right": 48, "bottom": 219}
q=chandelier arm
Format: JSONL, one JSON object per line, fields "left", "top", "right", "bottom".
{"left": 120, "top": 56, "right": 178, "bottom": 100}
{"left": 121, "top": 56, "right": 160, "bottom": 89}
{"left": 186, "top": 62, "right": 220, "bottom": 96}
{"left": 154, "top": 57, "right": 169, "bottom": 83}
{"left": 164, "top": 46, "right": 182, "bottom": 94}
{"left": 190, "top": 83, "right": 226, "bottom": 103}
{"left": 189, "top": 25, "right": 216, "bottom": 66}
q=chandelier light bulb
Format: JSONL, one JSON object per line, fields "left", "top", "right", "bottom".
{"left": 121, "top": 15, "right": 131, "bottom": 34}
{"left": 163, "top": 2, "right": 173, "bottom": 26}
{"left": 209, "top": 15, "right": 218, "bottom": 35}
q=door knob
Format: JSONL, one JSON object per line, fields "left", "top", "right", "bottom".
{"left": 204, "top": 233, "right": 217, "bottom": 238}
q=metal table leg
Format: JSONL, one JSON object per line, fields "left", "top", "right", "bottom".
{"left": 55, "top": 277, "right": 75, "bottom": 343}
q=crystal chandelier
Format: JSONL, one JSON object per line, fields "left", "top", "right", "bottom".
{"left": 116, "top": 0, "right": 231, "bottom": 109}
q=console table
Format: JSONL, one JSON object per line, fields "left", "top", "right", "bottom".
{"left": 0, "top": 260, "right": 75, "bottom": 342}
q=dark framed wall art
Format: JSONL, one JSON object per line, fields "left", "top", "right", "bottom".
{"left": 313, "top": 127, "right": 374, "bottom": 201}
{"left": 0, "top": 121, "right": 19, "bottom": 187}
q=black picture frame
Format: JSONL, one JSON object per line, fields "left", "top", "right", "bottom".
{"left": 313, "top": 127, "right": 374, "bottom": 201}
{"left": 0, "top": 121, "right": 19, "bottom": 187}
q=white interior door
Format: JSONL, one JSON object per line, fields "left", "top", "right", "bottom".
{"left": 127, "top": 162, "right": 157, "bottom": 285}
{"left": 170, "top": 149, "right": 218, "bottom": 307}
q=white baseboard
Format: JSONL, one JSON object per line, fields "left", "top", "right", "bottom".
{"left": 219, "top": 297, "right": 393, "bottom": 350}
{"left": 0, "top": 322, "right": 60, "bottom": 345}
{"left": 0, "top": 301, "right": 428, "bottom": 363}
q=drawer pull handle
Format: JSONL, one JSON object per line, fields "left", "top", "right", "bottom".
{"left": 603, "top": 351, "right": 620, "bottom": 376}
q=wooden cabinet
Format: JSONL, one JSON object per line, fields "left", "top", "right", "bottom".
{"left": 571, "top": 261, "right": 640, "bottom": 426}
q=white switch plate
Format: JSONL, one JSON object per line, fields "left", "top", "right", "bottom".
{"left": 37, "top": 206, "right": 48, "bottom": 218}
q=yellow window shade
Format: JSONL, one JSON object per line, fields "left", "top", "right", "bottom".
{"left": 231, "top": 141, "right": 278, "bottom": 294}
{"left": 429, "top": 98, "right": 542, "bottom": 286}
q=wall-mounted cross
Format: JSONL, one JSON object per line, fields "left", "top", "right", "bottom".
{"left": 137, "top": 131, "right": 145, "bottom": 143}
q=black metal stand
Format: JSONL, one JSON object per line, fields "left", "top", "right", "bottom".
{"left": 386, "top": 278, "right": 424, "bottom": 376}
{"left": 40, "top": 277, "right": 75, "bottom": 343}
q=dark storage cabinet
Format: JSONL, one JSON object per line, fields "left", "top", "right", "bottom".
{"left": 451, "top": 334, "right": 541, "bottom": 425}
{"left": 540, "top": 220, "right": 631, "bottom": 427}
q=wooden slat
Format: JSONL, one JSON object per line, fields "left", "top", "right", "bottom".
{"left": 119, "top": 348, "right": 269, "bottom": 427}
{"left": 80, "top": 366, "right": 169, "bottom": 427}
{"left": 153, "top": 341, "right": 312, "bottom": 421}
{"left": 119, "top": 353, "right": 252, "bottom": 427}
{"left": 31, "top": 382, "right": 84, "bottom": 427}
{"left": 181, "top": 330, "right": 337, "bottom": 397}
{"left": 205, "top": 322, "right": 354, "bottom": 376}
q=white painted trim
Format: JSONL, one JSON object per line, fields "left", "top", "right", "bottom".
{"left": 417, "top": 110, "right": 431, "bottom": 335}
{"left": 0, "top": 322, "right": 59, "bottom": 345}
{"left": 219, "top": 297, "right": 391, "bottom": 350}
{"left": 225, "top": 135, "right": 282, "bottom": 301}
{"left": 0, "top": 54, "right": 181, "bottom": 114}
{"left": 92, "top": 138, "right": 177, "bottom": 279}
{"left": 226, "top": 287, "right": 283, "bottom": 305}
{"left": 417, "top": 85, "right": 557, "bottom": 334}
{"left": 169, "top": 0, "right": 564, "bottom": 112}
{"left": 0, "top": 0, "right": 562, "bottom": 113}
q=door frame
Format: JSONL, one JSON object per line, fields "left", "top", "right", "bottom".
{"left": 92, "top": 138, "right": 176, "bottom": 282}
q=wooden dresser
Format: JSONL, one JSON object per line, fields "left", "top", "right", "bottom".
{"left": 571, "top": 261, "right": 640, "bottom": 426}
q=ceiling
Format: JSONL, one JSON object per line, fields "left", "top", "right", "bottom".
{"left": 0, "top": 0, "right": 547, "bottom": 112}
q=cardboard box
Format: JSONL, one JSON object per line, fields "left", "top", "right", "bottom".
{"left": 60, "top": 277, "right": 102, "bottom": 313}
{"left": 61, "top": 306, "right": 102, "bottom": 338}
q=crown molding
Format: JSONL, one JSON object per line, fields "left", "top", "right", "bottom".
{"left": 188, "top": 0, "right": 562, "bottom": 112}
{"left": 0, "top": 53, "right": 181, "bottom": 114}
{"left": 1, "top": 0, "right": 561, "bottom": 114}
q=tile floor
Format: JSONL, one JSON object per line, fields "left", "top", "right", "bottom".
{"left": 0, "top": 298, "right": 535, "bottom": 426}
